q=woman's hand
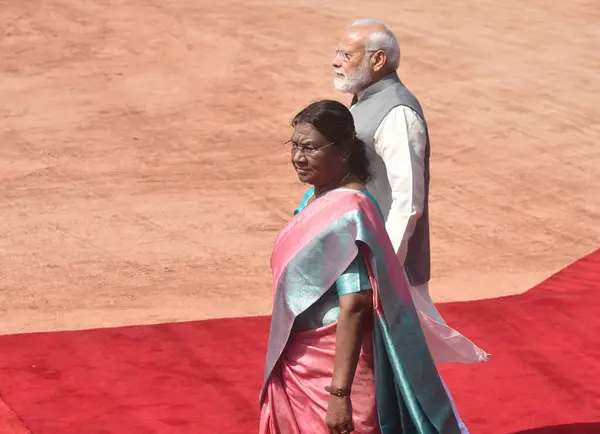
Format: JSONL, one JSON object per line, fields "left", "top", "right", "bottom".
{"left": 325, "top": 394, "right": 354, "bottom": 433}
{"left": 326, "top": 288, "right": 372, "bottom": 433}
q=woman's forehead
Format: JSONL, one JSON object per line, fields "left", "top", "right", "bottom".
{"left": 292, "top": 123, "right": 327, "bottom": 143}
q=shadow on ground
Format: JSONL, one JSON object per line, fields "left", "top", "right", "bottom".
{"left": 510, "top": 422, "right": 600, "bottom": 434}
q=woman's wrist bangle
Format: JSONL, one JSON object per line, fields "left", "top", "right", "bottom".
{"left": 325, "top": 385, "right": 351, "bottom": 397}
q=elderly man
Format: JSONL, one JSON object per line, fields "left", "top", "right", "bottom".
{"left": 332, "top": 18, "right": 488, "bottom": 433}
{"left": 333, "top": 18, "right": 435, "bottom": 306}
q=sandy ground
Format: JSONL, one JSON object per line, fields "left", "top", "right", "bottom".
{"left": 1, "top": 0, "right": 599, "bottom": 335}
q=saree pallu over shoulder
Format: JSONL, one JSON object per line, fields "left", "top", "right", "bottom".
{"left": 261, "top": 189, "right": 488, "bottom": 433}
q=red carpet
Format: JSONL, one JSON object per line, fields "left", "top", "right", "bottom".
{"left": 0, "top": 399, "right": 28, "bottom": 434}
{"left": 0, "top": 249, "right": 599, "bottom": 434}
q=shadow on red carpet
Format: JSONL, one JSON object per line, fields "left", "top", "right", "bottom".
{"left": 0, "top": 398, "right": 29, "bottom": 434}
{"left": 510, "top": 422, "right": 600, "bottom": 434}
{"left": 0, "top": 249, "right": 598, "bottom": 433}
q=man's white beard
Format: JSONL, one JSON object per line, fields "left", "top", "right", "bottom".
{"left": 333, "top": 59, "right": 372, "bottom": 95}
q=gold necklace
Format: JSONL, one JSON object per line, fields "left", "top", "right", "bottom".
{"left": 315, "top": 172, "right": 352, "bottom": 198}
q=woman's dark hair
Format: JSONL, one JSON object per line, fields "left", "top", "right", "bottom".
{"left": 291, "top": 100, "right": 371, "bottom": 183}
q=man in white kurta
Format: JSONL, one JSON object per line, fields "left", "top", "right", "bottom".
{"left": 333, "top": 18, "right": 460, "bottom": 334}
{"left": 332, "top": 18, "right": 489, "bottom": 434}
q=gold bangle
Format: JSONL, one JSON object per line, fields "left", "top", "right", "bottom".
{"left": 325, "top": 385, "right": 351, "bottom": 397}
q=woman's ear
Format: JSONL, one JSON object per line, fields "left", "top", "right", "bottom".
{"left": 344, "top": 142, "right": 353, "bottom": 162}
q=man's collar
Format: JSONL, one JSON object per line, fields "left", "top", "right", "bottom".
{"left": 353, "top": 71, "right": 401, "bottom": 104}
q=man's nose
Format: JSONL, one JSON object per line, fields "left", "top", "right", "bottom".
{"left": 332, "top": 53, "right": 342, "bottom": 68}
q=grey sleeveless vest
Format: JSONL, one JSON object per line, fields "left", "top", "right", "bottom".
{"left": 350, "top": 72, "right": 431, "bottom": 286}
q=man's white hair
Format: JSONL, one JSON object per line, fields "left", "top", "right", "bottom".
{"left": 348, "top": 18, "right": 400, "bottom": 69}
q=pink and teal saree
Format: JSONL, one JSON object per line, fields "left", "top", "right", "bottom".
{"left": 260, "top": 189, "right": 485, "bottom": 433}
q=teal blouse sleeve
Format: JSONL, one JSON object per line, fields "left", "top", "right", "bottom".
{"left": 294, "top": 187, "right": 315, "bottom": 215}
{"left": 335, "top": 252, "right": 372, "bottom": 296}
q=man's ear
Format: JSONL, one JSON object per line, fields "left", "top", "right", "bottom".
{"left": 371, "top": 50, "right": 387, "bottom": 72}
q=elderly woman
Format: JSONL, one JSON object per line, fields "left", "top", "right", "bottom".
{"left": 259, "top": 100, "right": 479, "bottom": 434}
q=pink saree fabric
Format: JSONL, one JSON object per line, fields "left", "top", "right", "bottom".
{"left": 259, "top": 323, "right": 380, "bottom": 434}
{"left": 260, "top": 189, "right": 487, "bottom": 433}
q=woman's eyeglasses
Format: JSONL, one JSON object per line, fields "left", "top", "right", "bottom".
{"left": 285, "top": 140, "right": 336, "bottom": 156}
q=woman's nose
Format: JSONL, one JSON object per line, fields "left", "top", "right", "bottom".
{"left": 292, "top": 149, "right": 307, "bottom": 164}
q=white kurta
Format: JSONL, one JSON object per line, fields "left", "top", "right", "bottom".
{"left": 352, "top": 102, "right": 488, "bottom": 356}
{"left": 353, "top": 104, "right": 486, "bottom": 434}
{"left": 372, "top": 105, "right": 427, "bottom": 265}
{"left": 351, "top": 105, "right": 433, "bottom": 295}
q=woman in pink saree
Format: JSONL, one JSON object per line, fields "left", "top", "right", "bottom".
{"left": 260, "top": 100, "right": 488, "bottom": 434}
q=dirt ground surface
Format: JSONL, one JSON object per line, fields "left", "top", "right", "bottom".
{"left": 1, "top": 0, "right": 599, "bottom": 335}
